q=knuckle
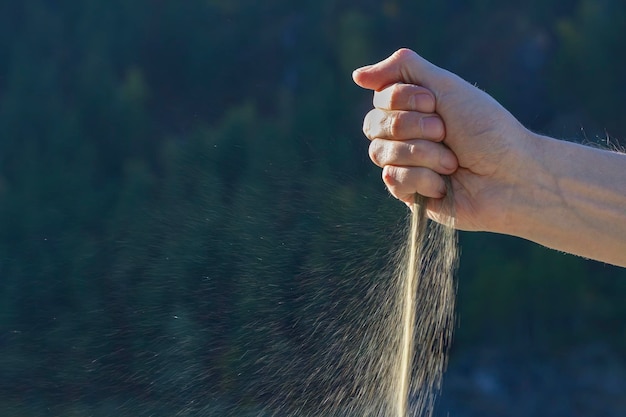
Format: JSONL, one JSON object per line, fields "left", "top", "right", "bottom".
{"left": 373, "top": 88, "right": 390, "bottom": 109}
{"left": 389, "top": 83, "right": 404, "bottom": 108}
{"left": 407, "top": 142, "right": 424, "bottom": 160}
{"left": 382, "top": 165, "right": 396, "bottom": 184}
{"left": 389, "top": 165, "right": 406, "bottom": 183}
{"left": 384, "top": 112, "right": 400, "bottom": 137}
{"left": 394, "top": 48, "right": 416, "bottom": 61}
{"left": 368, "top": 140, "right": 381, "bottom": 166}
{"left": 362, "top": 110, "right": 375, "bottom": 137}
{"left": 365, "top": 109, "right": 408, "bottom": 139}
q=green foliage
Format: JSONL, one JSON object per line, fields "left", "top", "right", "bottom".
{"left": 0, "top": 0, "right": 625, "bottom": 411}
{"left": 551, "top": 0, "right": 626, "bottom": 136}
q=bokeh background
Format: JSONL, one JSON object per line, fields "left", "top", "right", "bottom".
{"left": 1, "top": 1, "right": 626, "bottom": 416}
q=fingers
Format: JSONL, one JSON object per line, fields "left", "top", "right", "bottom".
{"left": 352, "top": 48, "right": 443, "bottom": 92}
{"left": 383, "top": 165, "right": 447, "bottom": 200}
{"left": 363, "top": 109, "right": 444, "bottom": 141}
{"left": 371, "top": 138, "right": 456, "bottom": 202}
{"left": 369, "top": 138, "right": 458, "bottom": 174}
{"left": 373, "top": 83, "right": 435, "bottom": 112}
{"left": 354, "top": 50, "right": 457, "bottom": 204}
{"left": 364, "top": 83, "right": 442, "bottom": 141}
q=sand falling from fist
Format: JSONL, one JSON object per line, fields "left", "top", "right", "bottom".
{"left": 393, "top": 179, "right": 458, "bottom": 417}
{"left": 250, "top": 179, "right": 458, "bottom": 417}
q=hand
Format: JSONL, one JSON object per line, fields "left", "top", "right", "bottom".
{"left": 353, "top": 49, "right": 536, "bottom": 233}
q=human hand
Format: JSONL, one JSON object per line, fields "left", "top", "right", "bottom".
{"left": 353, "top": 48, "right": 537, "bottom": 233}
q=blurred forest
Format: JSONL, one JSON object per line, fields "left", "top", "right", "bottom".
{"left": 1, "top": 0, "right": 625, "bottom": 416}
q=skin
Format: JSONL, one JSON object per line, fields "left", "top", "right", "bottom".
{"left": 353, "top": 48, "right": 626, "bottom": 267}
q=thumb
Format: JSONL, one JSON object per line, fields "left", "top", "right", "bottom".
{"left": 352, "top": 48, "right": 441, "bottom": 92}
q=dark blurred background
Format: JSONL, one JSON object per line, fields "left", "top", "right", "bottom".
{"left": 1, "top": 1, "right": 626, "bottom": 416}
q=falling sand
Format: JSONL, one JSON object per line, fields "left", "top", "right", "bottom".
{"left": 393, "top": 177, "right": 458, "bottom": 417}
{"left": 242, "top": 177, "right": 459, "bottom": 417}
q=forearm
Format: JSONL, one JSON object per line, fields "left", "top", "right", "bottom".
{"left": 506, "top": 134, "right": 626, "bottom": 267}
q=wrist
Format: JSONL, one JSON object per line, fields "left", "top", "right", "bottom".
{"left": 494, "top": 130, "right": 553, "bottom": 238}
{"left": 499, "top": 133, "right": 626, "bottom": 265}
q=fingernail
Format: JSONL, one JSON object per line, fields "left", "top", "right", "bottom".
{"left": 422, "top": 116, "right": 444, "bottom": 139}
{"left": 440, "top": 152, "right": 457, "bottom": 171}
{"left": 411, "top": 92, "right": 435, "bottom": 112}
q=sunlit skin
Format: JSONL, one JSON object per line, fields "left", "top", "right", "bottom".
{"left": 354, "top": 48, "right": 626, "bottom": 267}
